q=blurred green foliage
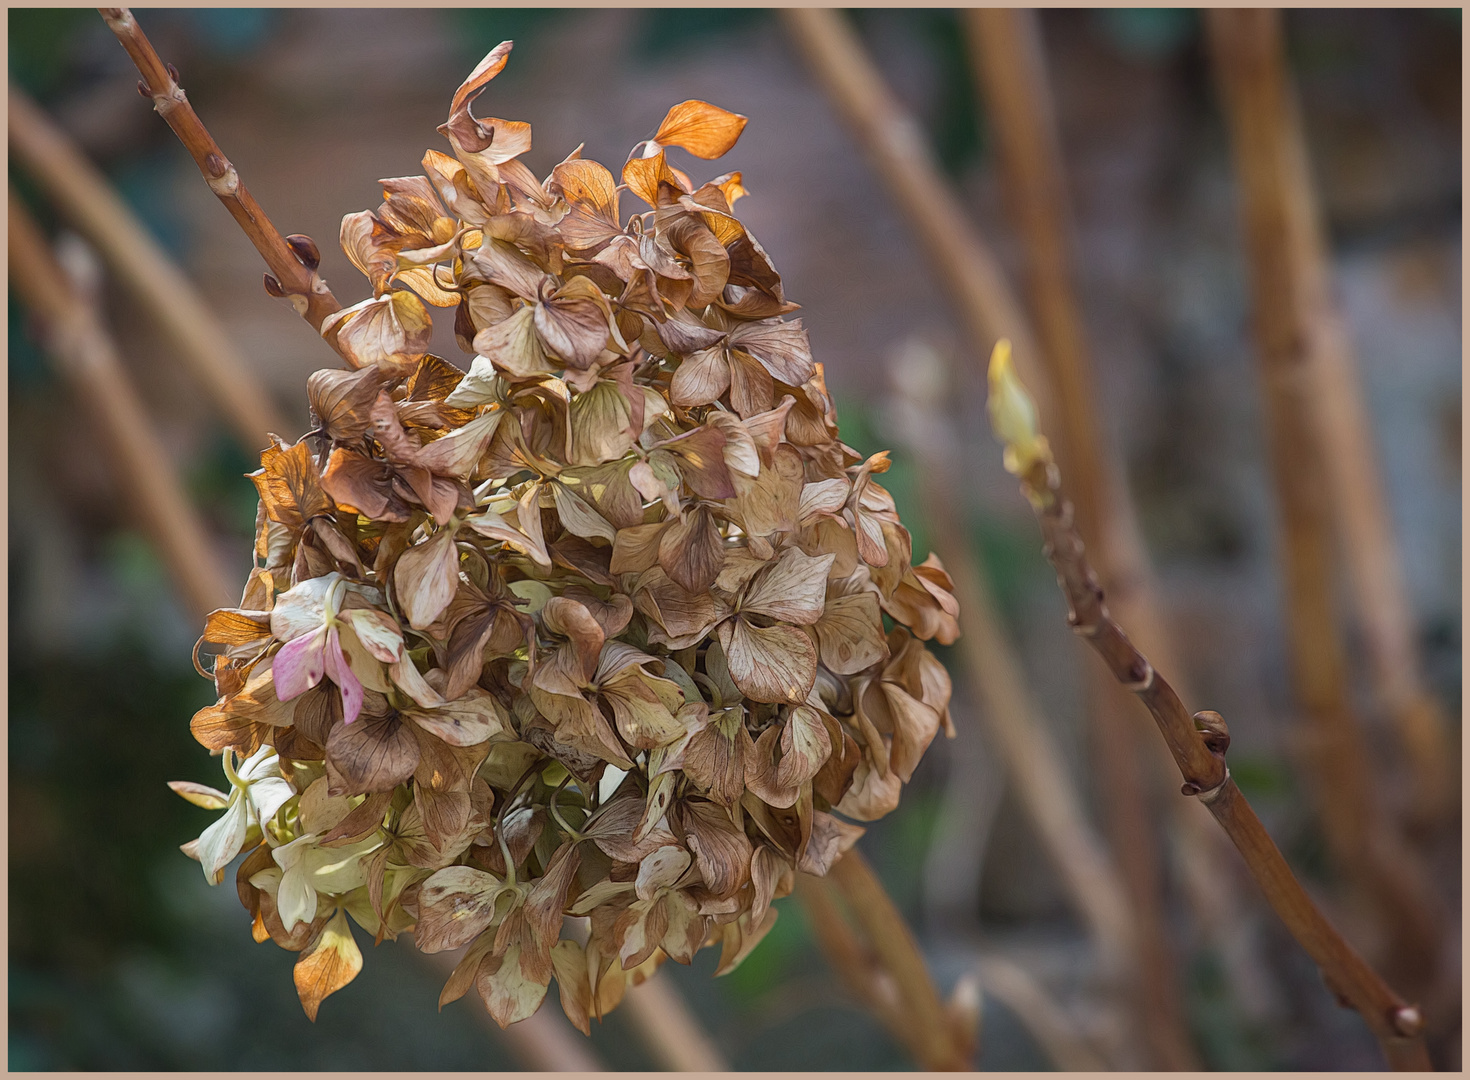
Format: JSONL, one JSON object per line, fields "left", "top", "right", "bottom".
{"left": 8, "top": 8, "right": 95, "bottom": 101}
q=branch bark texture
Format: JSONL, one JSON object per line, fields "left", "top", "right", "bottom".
{"left": 97, "top": 7, "right": 343, "bottom": 341}
{"left": 988, "top": 388, "right": 1433, "bottom": 1068}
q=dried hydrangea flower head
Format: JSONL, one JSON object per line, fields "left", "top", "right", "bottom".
{"left": 177, "top": 41, "right": 961, "bottom": 1028}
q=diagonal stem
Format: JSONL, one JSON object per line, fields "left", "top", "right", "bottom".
{"left": 96, "top": 7, "right": 344, "bottom": 345}
{"left": 989, "top": 350, "right": 1433, "bottom": 1071}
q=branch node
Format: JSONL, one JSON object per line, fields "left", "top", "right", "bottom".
{"left": 1193, "top": 770, "right": 1231, "bottom": 805}
{"left": 1124, "top": 657, "right": 1154, "bottom": 691}
{"left": 204, "top": 155, "right": 240, "bottom": 197}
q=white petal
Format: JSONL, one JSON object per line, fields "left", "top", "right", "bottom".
{"left": 196, "top": 798, "right": 249, "bottom": 885}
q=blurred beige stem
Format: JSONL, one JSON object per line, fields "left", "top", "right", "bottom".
{"left": 9, "top": 86, "right": 290, "bottom": 450}
{"left": 825, "top": 851, "right": 974, "bottom": 1070}
{"left": 783, "top": 18, "right": 1268, "bottom": 1031}
{"left": 97, "top": 7, "right": 345, "bottom": 349}
{"left": 963, "top": 10, "right": 1207, "bottom": 1067}
{"left": 1275, "top": 40, "right": 1455, "bottom": 823}
{"left": 1206, "top": 8, "right": 1446, "bottom": 995}
{"left": 9, "top": 188, "right": 234, "bottom": 619}
{"left": 793, "top": 872, "right": 918, "bottom": 1056}
{"left": 621, "top": 972, "right": 728, "bottom": 1071}
{"left": 975, "top": 956, "right": 1108, "bottom": 1071}
{"left": 778, "top": 8, "right": 1054, "bottom": 426}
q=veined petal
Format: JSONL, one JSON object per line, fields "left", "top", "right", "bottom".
{"left": 717, "top": 618, "right": 817, "bottom": 705}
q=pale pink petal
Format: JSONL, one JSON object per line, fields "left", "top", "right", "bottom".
{"left": 273, "top": 627, "right": 327, "bottom": 701}
{"left": 324, "top": 627, "right": 364, "bottom": 725}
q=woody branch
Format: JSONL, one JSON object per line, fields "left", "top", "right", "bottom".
{"left": 97, "top": 7, "right": 343, "bottom": 341}
{"left": 990, "top": 352, "right": 1432, "bottom": 1071}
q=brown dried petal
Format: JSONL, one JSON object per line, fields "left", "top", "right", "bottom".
{"left": 394, "top": 526, "right": 461, "bottom": 630}
{"left": 682, "top": 710, "right": 751, "bottom": 806}
{"left": 727, "top": 319, "right": 814, "bottom": 387}
{"left": 324, "top": 291, "right": 434, "bottom": 373}
{"left": 325, "top": 711, "right": 421, "bottom": 795}
{"left": 657, "top": 506, "right": 725, "bottom": 594}
{"left": 717, "top": 618, "right": 818, "bottom": 705}
{"left": 813, "top": 590, "right": 889, "bottom": 675}
{"left": 307, "top": 367, "right": 388, "bottom": 443}
{"left": 252, "top": 437, "right": 333, "bottom": 530}
{"left": 739, "top": 547, "right": 833, "bottom": 626}
{"left": 414, "top": 865, "right": 504, "bottom": 953}
{"left": 293, "top": 908, "right": 362, "bottom": 1021}
{"left": 678, "top": 799, "right": 752, "bottom": 899}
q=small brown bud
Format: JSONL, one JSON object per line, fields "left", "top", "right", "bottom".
{"left": 263, "top": 273, "right": 286, "bottom": 298}
{"left": 166, "top": 62, "right": 180, "bottom": 85}
{"left": 286, "top": 234, "right": 321, "bottom": 272}
{"left": 1193, "top": 710, "right": 1231, "bottom": 755}
{"left": 205, "top": 153, "right": 228, "bottom": 179}
{"left": 137, "top": 80, "right": 153, "bottom": 99}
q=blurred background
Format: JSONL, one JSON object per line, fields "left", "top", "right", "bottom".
{"left": 8, "top": 7, "right": 1461, "bottom": 1071}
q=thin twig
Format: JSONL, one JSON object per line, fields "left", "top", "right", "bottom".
{"left": 9, "top": 188, "right": 233, "bottom": 619}
{"left": 9, "top": 85, "right": 291, "bottom": 449}
{"left": 987, "top": 347, "right": 1433, "bottom": 1071}
{"left": 621, "top": 971, "right": 729, "bottom": 1071}
{"left": 96, "top": 7, "right": 344, "bottom": 344}
{"left": 1205, "top": 8, "right": 1446, "bottom": 992}
{"left": 884, "top": 344, "right": 1137, "bottom": 990}
{"left": 962, "top": 12, "right": 1201, "bottom": 1066}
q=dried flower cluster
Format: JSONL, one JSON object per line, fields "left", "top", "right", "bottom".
{"left": 174, "top": 42, "right": 960, "bottom": 1028}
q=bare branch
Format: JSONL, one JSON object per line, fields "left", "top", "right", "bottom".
{"left": 961, "top": 13, "right": 1203, "bottom": 1066}
{"left": 987, "top": 344, "right": 1433, "bottom": 1072}
{"left": 96, "top": 7, "right": 344, "bottom": 345}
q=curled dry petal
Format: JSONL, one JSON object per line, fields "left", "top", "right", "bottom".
{"left": 652, "top": 100, "right": 749, "bottom": 159}
{"left": 322, "top": 291, "right": 434, "bottom": 372}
